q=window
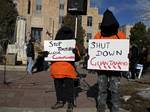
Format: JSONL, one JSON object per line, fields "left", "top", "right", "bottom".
{"left": 59, "top": 4, "right": 64, "bottom": 10}
{"left": 87, "top": 16, "right": 93, "bottom": 27}
{"left": 59, "top": 16, "right": 64, "bottom": 24}
{"left": 31, "top": 27, "right": 42, "bottom": 42}
{"left": 27, "top": 0, "right": 31, "bottom": 14}
{"left": 87, "top": 33, "right": 92, "bottom": 42}
{"left": 35, "top": 0, "right": 42, "bottom": 15}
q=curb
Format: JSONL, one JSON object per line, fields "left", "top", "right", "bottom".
{"left": 0, "top": 107, "right": 129, "bottom": 112}
{"left": 0, "top": 107, "right": 96, "bottom": 112}
{"left": 0, "top": 65, "right": 26, "bottom": 71}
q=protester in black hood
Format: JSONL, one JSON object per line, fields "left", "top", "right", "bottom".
{"left": 100, "top": 9, "right": 119, "bottom": 37}
{"left": 50, "top": 25, "right": 80, "bottom": 112}
{"left": 55, "top": 26, "right": 74, "bottom": 40}
{"left": 94, "top": 9, "right": 126, "bottom": 112}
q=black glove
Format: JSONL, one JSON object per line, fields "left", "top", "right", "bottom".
{"left": 86, "top": 55, "right": 89, "bottom": 60}
{"left": 44, "top": 51, "right": 49, "bottom": 57}
{"left": 72, "top": 48, "right": 77, "bottom": 54}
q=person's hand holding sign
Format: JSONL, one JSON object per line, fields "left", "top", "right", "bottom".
{"left": 72, "top": 48, "right": 78, "bottom": 54}
{"left": 72, "top": 48, "right": 81, "bottom": 62}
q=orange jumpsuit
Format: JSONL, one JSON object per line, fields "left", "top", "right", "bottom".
{"left": 50, "top": 61, "right": 77, "bottom": 79}
{"left": 94, "top": 31, "right": 126, "bottom": 39}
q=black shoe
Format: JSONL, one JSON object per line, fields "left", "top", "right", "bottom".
{"left": 66, "top": 103, "right": 73, "bottom": 112}
{"left": 51, "top": 101, "right": 64, "bottom": 109}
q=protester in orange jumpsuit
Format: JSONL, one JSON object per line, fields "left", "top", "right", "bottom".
{"left": 50, "top": 26, "right": 80, "bottom": 112}
{"left": 94, "top": 9, "right": 126, "bottom": 112}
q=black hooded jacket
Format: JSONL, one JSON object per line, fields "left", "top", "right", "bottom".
{"left": 26, "top": 41, "right": 35, "bottom": 59}
{"left": 96, "top": 9, "right": 125, "bottom": 74}
{"left": 100, "top": 9, "right": 119, "bottom": 37}
{"left": 55, "top": 26, "right": 74, "bottom": 40}
{"left": 54, "top": 26, "right": 80, "bottom": 62}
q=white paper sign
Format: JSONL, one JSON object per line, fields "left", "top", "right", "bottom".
{"left": 88, "top": 39, "right": 129, "bottom": 71}
{"left": 44, "top": 40, "right": 75, "bottom": 61}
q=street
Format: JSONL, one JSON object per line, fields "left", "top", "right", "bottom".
{"left": 0, "top": 66, "right": 150, "bottom": 112}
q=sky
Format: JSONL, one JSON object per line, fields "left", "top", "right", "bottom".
{"left": 90, "top": 0, "right": 150, "bottom": 27}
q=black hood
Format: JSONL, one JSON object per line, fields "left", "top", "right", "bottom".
{"left": 100, "top": 9, "right": 119, "bottom": 36}
{"left": 55, "top": 26, "right": 74, "bottom": 40}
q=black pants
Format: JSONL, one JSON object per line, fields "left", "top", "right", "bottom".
{"left": 54, "top": 78, "right": 74, "bottom": 104}
{"left": 130, "top": 62, "right": 137, "bottom": 79}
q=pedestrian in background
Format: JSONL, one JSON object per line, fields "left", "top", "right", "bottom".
{"left": 94, "top": 9, "right": 126, "bottom": 112}
{"left": 129, "top": 43, "right": 139, "bottom": 79}
{"left": 26, "top": 39, "right": 35, "bottom": 75}
{"left": 139, "top": 47, "right": 148, "bottom": 69}
{"left": 50, "top": 26, "right": 81, "bottom": 112}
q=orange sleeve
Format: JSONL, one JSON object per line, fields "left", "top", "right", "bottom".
{"left": 76, "top": 46, "right": 80, "bottom": 56}
{"left": 117, "top": 31, "right": 126, "bottom": 39}
{"left": 94, "top": 31, "right": 126, "bottom": 39}
{"left": 94, "top": 32, "right": 101, "bottom": 39}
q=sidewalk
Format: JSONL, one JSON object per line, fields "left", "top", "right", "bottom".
{"left": 0, "top": 66, "right": 150, "bottom": 112}
{"left": 0, "top": 65, "right": 26, "bottom": 71}
{"left": 0, "top": 70, "right": 98, "bottom": 112}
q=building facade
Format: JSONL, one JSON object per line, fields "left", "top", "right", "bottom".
{"left": 119, "top": 24, "right": 133, "bottom": 39}
{"left": 17, "top": 0, "right": 61, "bottom": 46}
{"left": 82, "top": 7, "right": 102, "bottom": 48}
{"left": 16, "top": 0, "right": 102, "bottom": 49}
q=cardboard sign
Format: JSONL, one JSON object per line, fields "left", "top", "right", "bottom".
{"left": 44, "top": 40, "right": 75, "bottom": 61}
{"left": 88, "top": 39, "right": 129, "bottom": 71}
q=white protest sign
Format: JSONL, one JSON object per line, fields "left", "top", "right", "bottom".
{"left": 44, "top": 40, "right": 75, "bottom": 61}
{"left": 88, "top": 39, "right": 129, "bottom": 71}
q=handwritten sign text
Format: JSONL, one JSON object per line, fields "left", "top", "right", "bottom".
{"left": 44, "top": 40, "right": 75, "bottom": 61}
{"left": 88, "top": 39, "right": 129, "bottom": 71}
